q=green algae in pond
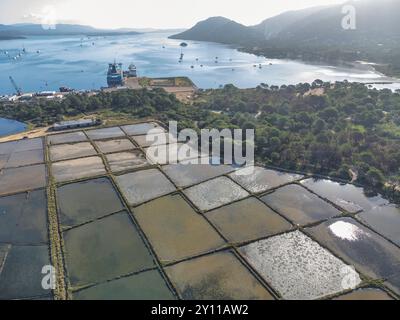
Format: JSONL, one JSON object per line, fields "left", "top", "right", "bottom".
{"left": 134, "top": 194, "right": 225, "bottom": 263}
{"left": 63, "top": 212, "right": 155, "bottom": 287}
{"left": 239, "top": 230, "right": 361, "bottom": 300}
{"left": 116, "top": 169, "right": 176, "bottom": 206}
{"left": 0, "top": 189, "right": 48, "bottom": 244}
{"left": 122, "top": 122, "right": 165, "bottom": 136}
{"left": 229, "top": 166, "right": 303, "bottom": 194}
{"left": 95, "top": 139, "right": 135, "bottom": 154}
{"left": 165, "top": 251, "right": 274, "bottom": 300}
{"left": 106, "top": 150, "right": 149, "bottom": 173}
{"left": 51, "top": 156, "right": 106, "bottom": 183}
{"left": 306, "top": 217, "right": 400, "bottom": 295}
{"left": 301, "top": 179, "right": 389, "bottom": 213}
{"left": 205, "top": 197, "right": 292, "bottom": 243}
{"left": 86, "top": 127, "right": 125, "bottom": 140}
{"left": 47, "top": 131, "right": 88, "bottom": 145}
{"left": 57, "top": 178, "right": 124, "bottom": 228}
{"left": 162, "top": 162, "right": 235, "bottom": 188}
{"left": 184, "top": 177, "right": 249, "bottom": 212}
{"left": 0, "top": 245, "right": 51, "bottom": 300}
{"left": 49, "top": 142, "right": 97, "bottom": 162}
{"left": 261, "top": 184, "right": 342, "bottom": 226}
{"left": 357, "top": 205, "right": 400, "bottom": 247}
{"left": 333, "top": 288, "right": 393, "bottom": 300}
{"left": 73, "top": 270, "right": 175, "bottom": 300}
{"left": 0, "top": 164, "right": 47, "bottom": 196}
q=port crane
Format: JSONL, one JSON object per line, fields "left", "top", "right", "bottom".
{"left": 9, "top": 76, "right": 23, "bottom": 96}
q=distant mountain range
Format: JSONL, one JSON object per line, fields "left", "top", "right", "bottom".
{"left": 170, "top": 0, "right": 400, "bottom": 76}
{"left": 171, "top": 0, "right": 400, "bottom": 46}
{"left": 0, "top": 23, "right": 141, "bottom": 39}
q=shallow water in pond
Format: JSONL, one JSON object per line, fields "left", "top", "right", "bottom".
{"left": 306, "top": 217, "right": 400, "bottom": 294}
{"left": 51, "top": 156, "right": 106, "bottom": 182}
{"left": 0, "top": 164, "right": 47, "bottom": 196}
{"left": 3, "top": 149, "right": 44, "bottom": 169}
{"left": 47, "top": 131, "right": 88, "bottom": 145}
{"left": 162, "top": 162, "right": 235, "bottom": 188}
{"left": 0, "top": 245, "right": 51, "bottom": 299}
{"left": 49, "top": 142, "right": 97, "bottom": 162}
{"left": 115, "top": 169, "right": 176, "bottom": 206}
{"left": 334, "top": 288, "right": 393, "bottom": 300}
{"left": 165, "top": 251, "right": 274, "bottom": 300}
{"left": 132, "top": 132, "right": 176, "bottom": 147}
{"left": 357, "top": 205, "right": 400, "bottom": 247}
{"left": 184, "top": 176, "right": 249, "bottom": 212}
{"left": 122, "top": 122, "right": 165, "bottom": 136}
{"left": 0, "top": 138, "right": 43, "bottom": 155}
{"left": 239, "top": 230, "right": 361, "bottom": 300}
{"left": 301, "top": 179, "right": 389, "bottom": 212}
{"left": 261, "top": 184, "right": 342, "bottom": 226}
{"left": 57, "top": 177, "right": 124, "bottom": 228}
{"left": 0, "top": 189, "right": 48, "bottom": 244}
{"left": 95, "top": 139, "right": 135, "bottom": 154}
{"left": 73, "top": 270, "right": 175, "bottom": 300}
{"left": 230, "top": 167, "right": 303, "bottom": 194}
{"left": 106, "top": 150, "right": 149, "bottom": 172}
{"left": 206, "top": 197, "right": 292, "bottom": 244}
{"left": 85, "top": 127, "right": 125, "bottom": 140}
{"left": 63, "top": 212, "right": 155, "bottom": 287}
{"left": 134, "top": 194, "right": 225, "bottom": 263}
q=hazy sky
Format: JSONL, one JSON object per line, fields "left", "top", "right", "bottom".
{"left": 0, "top": 0, "right": 351, "bottom": 29}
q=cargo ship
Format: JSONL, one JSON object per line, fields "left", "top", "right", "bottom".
{"left": 107, "top": 62, "right": 124, "bottom": 87}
